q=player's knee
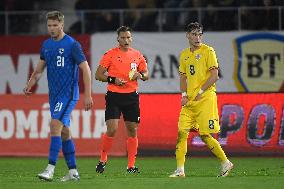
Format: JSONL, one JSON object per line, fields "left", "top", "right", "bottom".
{"left": 106, "top": 119, "right": 119, "bottom": 136}
{"left": 177, "top": 130, "right": 188, "bottom": 140}
{"left": 127, "top": 127, "right": 137, "bottom": 137}
{"left": 50, "top": 120, "right": 63, "bottom": 136}
{"left": 200, "top": 134, "right": 211, "bottom": 143}
{"left": 125, "top": 121, "right": 138, "bottom": 137}
{"left": 106, "top": 127, "right": 117, "bottom": 137}
{"left": 176, "top": 131, "right": 188, "bottom": 152}
{"left": 61, "top": 127, "right": 71, "bottom": 141}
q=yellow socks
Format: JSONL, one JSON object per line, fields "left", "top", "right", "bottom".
{"left": 175, "top": 131, "right": 189, "bottom": 168}
{"left": 200, "top": 134, "right": 227, "bottom": 162}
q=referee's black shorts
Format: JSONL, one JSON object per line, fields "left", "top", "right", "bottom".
{"left": 105, "top": 91, "right": 140, "bottom": 123}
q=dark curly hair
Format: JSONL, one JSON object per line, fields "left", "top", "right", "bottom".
{"left": 186, "top": 22, "right": 203, "bottom": 33}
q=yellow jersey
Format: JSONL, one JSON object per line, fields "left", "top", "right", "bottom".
{"left": 179, "top": 44, "right": 219, "bottom": 100}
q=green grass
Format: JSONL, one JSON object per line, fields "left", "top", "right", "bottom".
{"left": 0, "top": 157, "right": 284, "bottom": 189}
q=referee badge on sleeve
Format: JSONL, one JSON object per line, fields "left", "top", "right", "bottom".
{"left": 129, "top": 63, "right": 137, "bottom": 80}
{"left": 130, "top": 62, "right": 137, "bottom": 70}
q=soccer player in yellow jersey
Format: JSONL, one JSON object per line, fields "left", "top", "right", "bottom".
{"left": 169, "top": 22, "right": 233, "bottom": 178}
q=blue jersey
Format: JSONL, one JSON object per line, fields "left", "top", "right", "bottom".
{"left": 40, "top": 34, "right": 86, "bottom": 102}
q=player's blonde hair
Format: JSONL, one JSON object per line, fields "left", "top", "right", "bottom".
{"left": 46, "top": 11, "right": 64, "bottom": 23}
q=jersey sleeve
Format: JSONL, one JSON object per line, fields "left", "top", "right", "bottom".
{"left": 179, "top": 52, "right": 186, "bottom": 75}
{"left": 71, "top": 41, "right": 87, "bottom": 65}
{"left": 40, "top": 44, "right": 45, "bottom": 61}
{"left": 99, "top": 51, "right": 112, "bottom": 69}
{"left": 137, "top": 53, "right": 147, "bottom": 72}
{"left": 207, "top": 47, "right": 219, "bottom": 70}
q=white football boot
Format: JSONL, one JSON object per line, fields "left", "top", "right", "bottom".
{"left": 38, "top": 169, "right": 54, "bottom": 181}
{"left": 218, "top": 160, "right": 234, "bottom": 177}
{"left": 60, "top": 169, "right": 80, "bottom": 182}
{"left": 169, "top": 169, "right": 185, "bottom": 178}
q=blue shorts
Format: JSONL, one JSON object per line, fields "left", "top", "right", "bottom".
{"left": 49, "top": 99, "right": 78, "bottom": 127}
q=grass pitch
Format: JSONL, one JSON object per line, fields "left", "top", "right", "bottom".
{"left": 0, "top": 157, "right": 284, "bottom": 189}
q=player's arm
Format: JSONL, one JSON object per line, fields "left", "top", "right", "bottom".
{"left": 194, "top": 47, "right": 219, "bottom": 101}
{"left": 95, "top": 65, "right": 108, "bottom": 82}
{"left": 200, "top": 48, "right": 219, "bottom": 92}
{"left": 200, "top": 68, "right": 219, "bottom": 91}
{"left": 194, "top": 68, "right": 219, "bottom": 101}
{"left": 23, "top": 59, "right": 46, "bottom": 96}
{"left": 140, "top": 69, "right": 149, "bottom": 81}
{"left": 79, "top": 61, "right": 93, "bottom": 111}
{"left": 180, "top": 73, "right": 188, "bottom": 106}
{"left": 95, "top": 65, "right": 126, "bottom": 86}
{"left": 179, "top": 51, "right": 188, "bottom": 106}
{"left": 136, "top": 53, "right": 149, "bottom": 81}
{"left": 131, "top": 68, "right": 149, "bottom": 81}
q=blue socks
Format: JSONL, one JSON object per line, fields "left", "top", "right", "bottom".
{"left": 48, "top": 136, "right": 62, "bottom": 165}
{"left": 48, "top": 137, "right": 77, "bottom": 169}
{"left": 62, "top": 139, "right": 77, "bottom": 169}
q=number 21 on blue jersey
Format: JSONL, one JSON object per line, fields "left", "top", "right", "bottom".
{"left": 57, "top": 56, "right": 64, "bottom": 67}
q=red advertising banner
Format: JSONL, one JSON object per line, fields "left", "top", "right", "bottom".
{"left": 0, "top": 35, "right": 90, "bottom": 94}
{"left": 138, "top": 93, "right": 284, "bottom": 155}
{"left": 0, "top": 93, "right": 283, "bottom": 156}
{"left": 0, "top": 94, "right": 126, "bottom": 156}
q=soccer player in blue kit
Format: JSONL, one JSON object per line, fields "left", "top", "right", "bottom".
{"left": 23, "top": 11, "right": 93, "bottom": 181}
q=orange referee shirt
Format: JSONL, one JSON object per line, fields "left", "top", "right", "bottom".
{"left": 99, "top": 47, "right": 147, "bottom": 93}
